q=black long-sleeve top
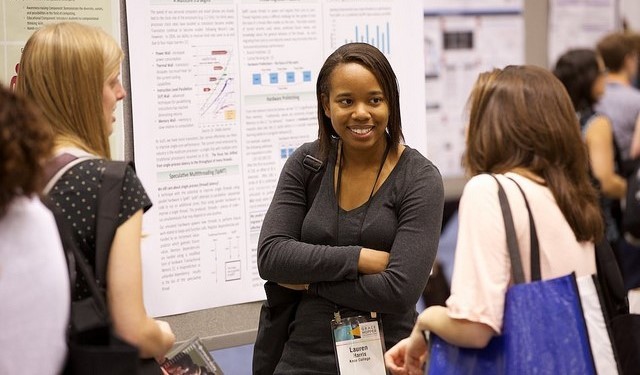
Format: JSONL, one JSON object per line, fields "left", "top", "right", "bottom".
{"left": 258, "top": 139, "right": 444, "bottom": 374}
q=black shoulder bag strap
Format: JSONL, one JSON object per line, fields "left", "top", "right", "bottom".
{"left": 489, "top": 174, "right": 526, "bottom": 284}
{"left": 302, "top": 141, "right": 324, "bottom": 210}
{"left": 303, "top": 154, "right": 323, "bottom": 207}
{"left": 94, "top": 161, "right": 131, "bottom": 286}
{"left": 44, "top": 198, "right": 111, "bottom": 327}
{"left": 505, "top": 176, "right": 542, "bottom": 281}
{"left": 595, "top": 238, "right": 629, "bottom": 318}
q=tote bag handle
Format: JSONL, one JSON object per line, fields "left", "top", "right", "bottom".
{"left": 489, "top": 174, "right": 542, "bottom": 283}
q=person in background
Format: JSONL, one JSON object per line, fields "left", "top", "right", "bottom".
{"left": 385, "top": 65, "right": 603, "bottom": 374}
{"left": 0, "top": 84, "right": 69, "bottom": 374}
{"left": 624, "top": 31, "right": 640, "bottom": 89}
{"left": 16, "top": 22, "right": 175, "bottom": 361}
{"left": 256, "top": 42, "right": 444, "bottom": 373}
{"left": 596, "top": 31, "right": 640, "bottom": 305}
{"left": 595, "top": 32, "right": 640, "bottom": 165}
{"left": 554, "top": 48, "right": 626, "bottom": 249}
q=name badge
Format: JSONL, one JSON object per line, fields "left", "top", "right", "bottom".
{"left": 331, "top": 313, "right": 387, "bottom": 375}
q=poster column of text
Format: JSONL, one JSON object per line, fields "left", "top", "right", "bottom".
{"left": 136, "top": 3, "right": 257, "bottom": 316}
{"left": 238, "top": 2, "right": 322, "bottom": 292}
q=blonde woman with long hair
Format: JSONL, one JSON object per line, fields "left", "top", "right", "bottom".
{"left": 17, "top": 22, "right": 175, "bottom": 363}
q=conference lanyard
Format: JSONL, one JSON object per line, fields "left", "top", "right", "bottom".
{"left": 335, "top": 137, "right": 390, "bottom": 246}
{"left": 332, "top": 138, "right": 390, "bottom": 374}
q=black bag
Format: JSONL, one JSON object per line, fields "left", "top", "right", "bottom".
{"left": 622, "top": 159, "right": 640, "bottom": 239}
{"left": 252, "top": 145, "right": 324, "bottom": 375}
{"left": 595, "top": 239, "right": 640, "bottom": 375}
{"left": 44, "top": 155, "right": 162, "bottom": 375}
{"left": 253, "top": 282, "right": 304, "bottom": 375}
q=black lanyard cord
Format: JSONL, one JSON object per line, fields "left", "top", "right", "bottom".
{"left": 336, "top": 136, "right": 391, "bottom": 246}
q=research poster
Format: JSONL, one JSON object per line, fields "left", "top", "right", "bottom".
{"left": 0, "top": 0, "right": 124, "bottom": 156}
{"left": 126, "top": 0, "right": 426, "bottom": 317}
{"left": 423, "top": 0, "right": 524, "bottom": 178}
{"left": 548, "top": 0, "right": 619, "bottom": 68}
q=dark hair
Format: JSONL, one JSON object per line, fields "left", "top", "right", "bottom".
{"left": 597, "top": 32, "right": 635, "bottom": 72}
{"left": 464, "top": 65, "right": 603, "bottom": 242}
{"left": 316, "top": 43, "right": 403, "bottom": 159}
{"left": 627, "top": 32, "right": 640, "bottom": 83}
{"left": 553, "top": 49, "right": 601, "bottom": 113}
{"left": 0, "top": 85, "right": 53, "bottom": 219}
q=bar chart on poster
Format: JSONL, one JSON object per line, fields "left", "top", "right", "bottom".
{"left": 330, "top": 15, "right": 392, "bottom": 54}
{"left": 344, "top": 22, "right": 390, "bottom": 53}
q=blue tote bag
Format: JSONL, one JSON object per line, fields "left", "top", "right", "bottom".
{"left": 428, "top": 176, "right": 596, "bottom": 375}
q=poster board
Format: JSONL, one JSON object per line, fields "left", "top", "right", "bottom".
{"left": 125, "top": 0, "right": 427, "bottom": 318}
{"left": 423, "top": 0, "right": 525, "bottom": 178}
{"left": 0, "top": 0, "right": 125, "bottom": 157}
{"left": 548, "top": 0, "right": 619, "bottom": 68}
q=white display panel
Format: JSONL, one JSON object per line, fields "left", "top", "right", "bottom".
{"left": 548, "top": 0, "right": 619, "bottom": 68}
{"left": 423, "top": 1, "right": 524, "bottom": 178}
{"left": 126, "top": 0, "right": 426, "bottom": 317}
{"left": 0, "top": 0, "right": 126, "bottom": 168}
